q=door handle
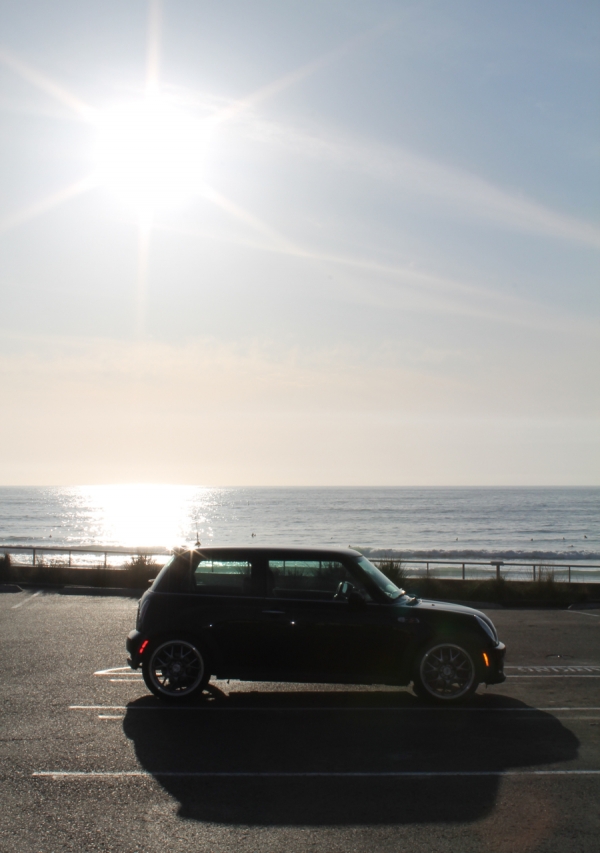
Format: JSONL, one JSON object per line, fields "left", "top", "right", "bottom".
{"left": 262, "top": 610, "right": 286, "bottom": 616}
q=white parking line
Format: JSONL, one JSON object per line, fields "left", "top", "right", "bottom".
{"left": 568, "top": 610, "right": 600, "bottom": 619}
{"left": 32, "top": 769, "right": 600, "bottom": 779}
{"left": 11, "top": 591, "right": 42, "bottom": 609}
{"left": 506, "top": 665, "right": 600, "bottom": 672}
{"left": 94, "top": 667, "right": 138, "bottom": 677}
{"left": 68, "top": 705, "right": 600, "bottom": 713}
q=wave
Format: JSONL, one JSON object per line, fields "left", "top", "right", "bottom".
{"left": 354, "top": 547, "right": 600, "bottom": 563}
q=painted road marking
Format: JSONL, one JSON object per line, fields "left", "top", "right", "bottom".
{"left": 98, "top": 715, "right": 125, "bottom": 720}
{"left": 110, "top": 678, "right": 143, "bottom": 683}
{"left": 506, "top": 665, "right": 600, "bottom": 672}
{"left": 11, "top": 591, "right": 42, "bottom": 609}
{"left": 568, "top": 610, "right": 600, "bottom": 619}
{"left": 69, "top": 705, "right": 600, "bottom": 713}
{"left": 32, "top": 770, "right": 600, "bottom": 779}
{"left": 95, "top": 667, "right": 141, "bottom": 678}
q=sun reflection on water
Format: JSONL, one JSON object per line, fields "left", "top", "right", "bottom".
{"left": 73, "top": 485, "right": 212, "bottom": 549}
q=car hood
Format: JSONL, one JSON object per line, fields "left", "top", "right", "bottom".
{"left": 407, "top": 598, "right": 486, "bottom": 619}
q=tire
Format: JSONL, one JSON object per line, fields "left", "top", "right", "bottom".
{"left": 412, "top": 641, "right": 478, "bottom": 704}
{"left": 142, "top": 638, "right": 209, "bottom": 701}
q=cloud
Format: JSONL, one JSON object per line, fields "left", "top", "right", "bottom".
{"left": 242, "top": 118, "right": 600, "bottom": 248}
{"left": 155, "top": 212, "right": 599, "bottom": 335}
{"left": 210, "top": 17, "right": 399, "bottom": 126}
{"left": 0, "top": 330, "right": 597, "bottom": 418}
{"left": 0, "top": 335, "right": 597, "bottom": 485}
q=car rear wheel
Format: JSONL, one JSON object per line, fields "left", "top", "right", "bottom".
{"left": 412, "top": 641, "right": 478, "bottom": 703}
{"left": 142, "top": 638, "right": 209, "bottom": 701}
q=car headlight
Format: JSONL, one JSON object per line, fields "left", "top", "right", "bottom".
{"left": 475, "top": 615, "right": 498, "bottom": 643}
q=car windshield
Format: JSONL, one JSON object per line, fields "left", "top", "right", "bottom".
{"left": 356, "top": 556, "right": 405, "bottom": 600}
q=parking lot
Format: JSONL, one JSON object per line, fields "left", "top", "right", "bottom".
{"left": 1, "top": 587, "right": 599, "bottom": 852}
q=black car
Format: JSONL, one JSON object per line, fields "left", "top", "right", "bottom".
{"left": 126, "top": 546, "right": 505, "bottom": 704}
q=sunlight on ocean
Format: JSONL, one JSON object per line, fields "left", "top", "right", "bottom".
{"left": 0, "top": 487, "right": 598, "bottom": 565}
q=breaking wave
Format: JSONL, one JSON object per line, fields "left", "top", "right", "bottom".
{"left": 355, "top": 547, "right": 600, "bottom": 563}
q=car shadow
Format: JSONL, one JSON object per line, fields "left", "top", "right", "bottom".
{"left": 123, "top": 686, "right": 579, "bottom": 826}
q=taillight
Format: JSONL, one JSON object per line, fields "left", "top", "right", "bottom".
{"left": 483, "top": 652, "right": 490, "bottom": 667}
{"left": 139, "top": 639, "right": 149, "bottom": 655}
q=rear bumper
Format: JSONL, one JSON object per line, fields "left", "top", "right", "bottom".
{"left": 483, "top": 641, "right": 506, "bottom": 684}
{"left": 126, "top": 630, "right": 145, "bottom": 669}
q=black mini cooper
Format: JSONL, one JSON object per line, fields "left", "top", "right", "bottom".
{"left": 126, "top": 546, "right": 505, "bottom": 704}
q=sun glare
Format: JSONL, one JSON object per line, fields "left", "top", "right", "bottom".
{"left": 76, "top": 484, "right": 207, "bottom": 548}
{"left": 94, "top": 97, "right": 207, "bottom": 212}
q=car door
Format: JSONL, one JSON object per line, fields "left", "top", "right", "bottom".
{"left": 187, "top": 555, "right": 272, "bottom": 676}
{"left": 262, "top": 559, "right": 405, "bottom": 682}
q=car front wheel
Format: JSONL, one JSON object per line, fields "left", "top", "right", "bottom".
{"left": 412, "top": 641, "right": 478, "bottom": 703}
{"left": 142, "top": 638, "right": 209, "bottom": 701}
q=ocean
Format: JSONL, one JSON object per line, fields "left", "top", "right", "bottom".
{"left": 0, "top": 485, "right": 598, "bottom": 564}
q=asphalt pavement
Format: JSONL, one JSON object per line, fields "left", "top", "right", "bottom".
{"left": 1, "top": 587, "right": 599, "bottom": 852}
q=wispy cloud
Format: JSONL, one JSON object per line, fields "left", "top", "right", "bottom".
{"left": 156, "top": 207, "right": 597, "bottom": 334}
{"left": 210, "top": 18, "right": 398, "bottom": 126}
{"left": 242, "top": 118, "right": 600, "bottom": 249}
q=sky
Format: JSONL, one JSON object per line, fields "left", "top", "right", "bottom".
{"left": 0, "top": 0, "right": 598, "bottom": 486}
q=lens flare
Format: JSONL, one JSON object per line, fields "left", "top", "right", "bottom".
{"left": 94, "top": 98, "right": 206, "bottom": 212}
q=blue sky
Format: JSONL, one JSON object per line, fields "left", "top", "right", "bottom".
{"left": 0, "top": 0, "right": 598, "bottom": 485}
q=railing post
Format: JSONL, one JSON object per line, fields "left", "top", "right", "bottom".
{"left": 533, "top": 565, "right": 536, "bottom": 582}
{"left": 426, "top": 562, "right": 429, "bottom": 578}
{"left": 568, "top": 566, "right": 571, "bottom": 584}
{"left": 491, "top": 561, "right": 503, "bottom": 581}
{"left": 32, "top": 548, "right": 36, "bottom": 566}
{"left": 462, "top": 563, "right": 465, "bottom": 580}
{"left": 69, "top": 550, "right": 72, "bottom": 567}
{"left": 104, "top": 552, "right": 107, "bottom": 568}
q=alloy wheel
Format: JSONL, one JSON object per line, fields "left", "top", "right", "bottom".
{"left": 418, "top": 643, "right": 475, "bottom": 701}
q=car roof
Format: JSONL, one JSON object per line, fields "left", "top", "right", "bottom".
{"left": 183, "top": 545, "right": 362, "bottom": 559}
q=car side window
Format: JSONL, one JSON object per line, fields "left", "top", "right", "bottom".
{"left": 193, "top": 560, "right": 253, "bottom": 596}
{"left": 268, "top": 560, "right": 370, "bottom": 601}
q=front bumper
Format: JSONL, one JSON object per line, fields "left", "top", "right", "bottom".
{"left": 483, "top": 641, "right": 506, "bottom": 684}
{"left": 126, "top": 629, "right": 145, "bottom": 669}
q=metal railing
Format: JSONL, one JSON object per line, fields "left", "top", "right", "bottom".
{"left": 0, "top": 545, "right": 598, "bottom": 583}
{"left": 371, "top": 558, "right": 600, "bottom": 584}
{"left": 0, "top": 544, "right": 170, "bottom": 570}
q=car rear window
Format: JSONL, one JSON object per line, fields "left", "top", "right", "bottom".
{"left": 193, "top": 560, "right": 253, "bottom": 596}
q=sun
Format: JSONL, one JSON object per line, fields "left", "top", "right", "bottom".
{"left": 93, "top": 96, "right": 207, "bottom": 213}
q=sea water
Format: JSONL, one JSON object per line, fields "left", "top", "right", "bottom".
{"left": 0, "top": 486, "right": 597, "bottom": 565}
